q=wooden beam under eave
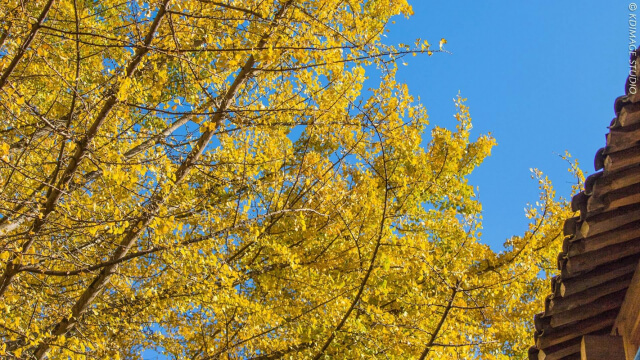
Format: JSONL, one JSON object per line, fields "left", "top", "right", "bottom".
{"left": 607, "top": 126, "right": 640, "bottom": 154}
{"left": 549, "top": 275, "right": 632, "bottom": 315}
{"left": 568, "top": 223, "right": 640, "bottom": 257}
{"left": 565, "top": 240, "right": 640, "bottom": 275}
{"left": 580, "top": 335, "right": 625, "bottom": 360}
{"left": 536, "top": 337, "right": 583, "bottom": 360}
{"left": 536, "top": 310, "right": 618, "bottom": 349}
{"left": 560, "top": 256, "right": 639, "bottom": 297}
{"left": 605, "top": 146, "right": 640, "bottom": 173}
{"left": 550, "top": 290, "right": 626, "bottom": 328}
{"left": 617, "top": 103, "right": 640, "bottom": 127}
{"left": 588, "top": 183, "right": 640, "bottom": 214}
{"left": 579, "top": 205, "right": 640, "bottom": 239}
{"left": 591, "top": 166, "right": 640, "bottom": 199}
{"left": 539, "top": 343, "right": 581, "bottom": 360}
{"left": 584, "top": 171, "right": 604, "bottom": 195}
{"left": 613, "top": 255, "right": 640, "bottom": 360}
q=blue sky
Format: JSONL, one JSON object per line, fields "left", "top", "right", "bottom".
{"left": 386, "top": 1, "right": 631, "bottom": 250}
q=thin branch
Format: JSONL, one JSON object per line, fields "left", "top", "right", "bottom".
{"left": 418, "top": 283, "right": 459, "bottom": 360}
{"left": 0, "top": 0, "right": 56, "bottom": 90}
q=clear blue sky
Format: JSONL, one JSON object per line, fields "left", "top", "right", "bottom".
{"left": 387, "top": 1, "right": 630, "bottom": 250}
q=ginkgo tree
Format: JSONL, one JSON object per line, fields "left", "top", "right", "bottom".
{"left": 0, "top": 0, "right": 577, "bottom": 359}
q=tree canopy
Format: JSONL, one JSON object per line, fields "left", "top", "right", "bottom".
{"left": 0, "top": 0, "right": 578, "bottom": 358}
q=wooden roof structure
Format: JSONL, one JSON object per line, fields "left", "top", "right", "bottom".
{"left": 528, "top": 51, "right": 640, "bottom": 360}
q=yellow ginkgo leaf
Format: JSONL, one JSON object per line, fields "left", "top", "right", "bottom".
{"left": 439, "top": 38, "right": 447, "bottom": 50}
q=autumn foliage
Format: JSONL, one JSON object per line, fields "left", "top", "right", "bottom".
{"left": 0, "top": 0, "right": 578, "bottom": 359}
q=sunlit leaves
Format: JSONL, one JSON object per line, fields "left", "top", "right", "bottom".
{"left": 0, "top": 0, "right": 572, "bottom": 359}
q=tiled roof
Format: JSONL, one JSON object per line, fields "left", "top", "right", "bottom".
{"left": 528, "top": 51, "right": 640, "bottom": 360}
